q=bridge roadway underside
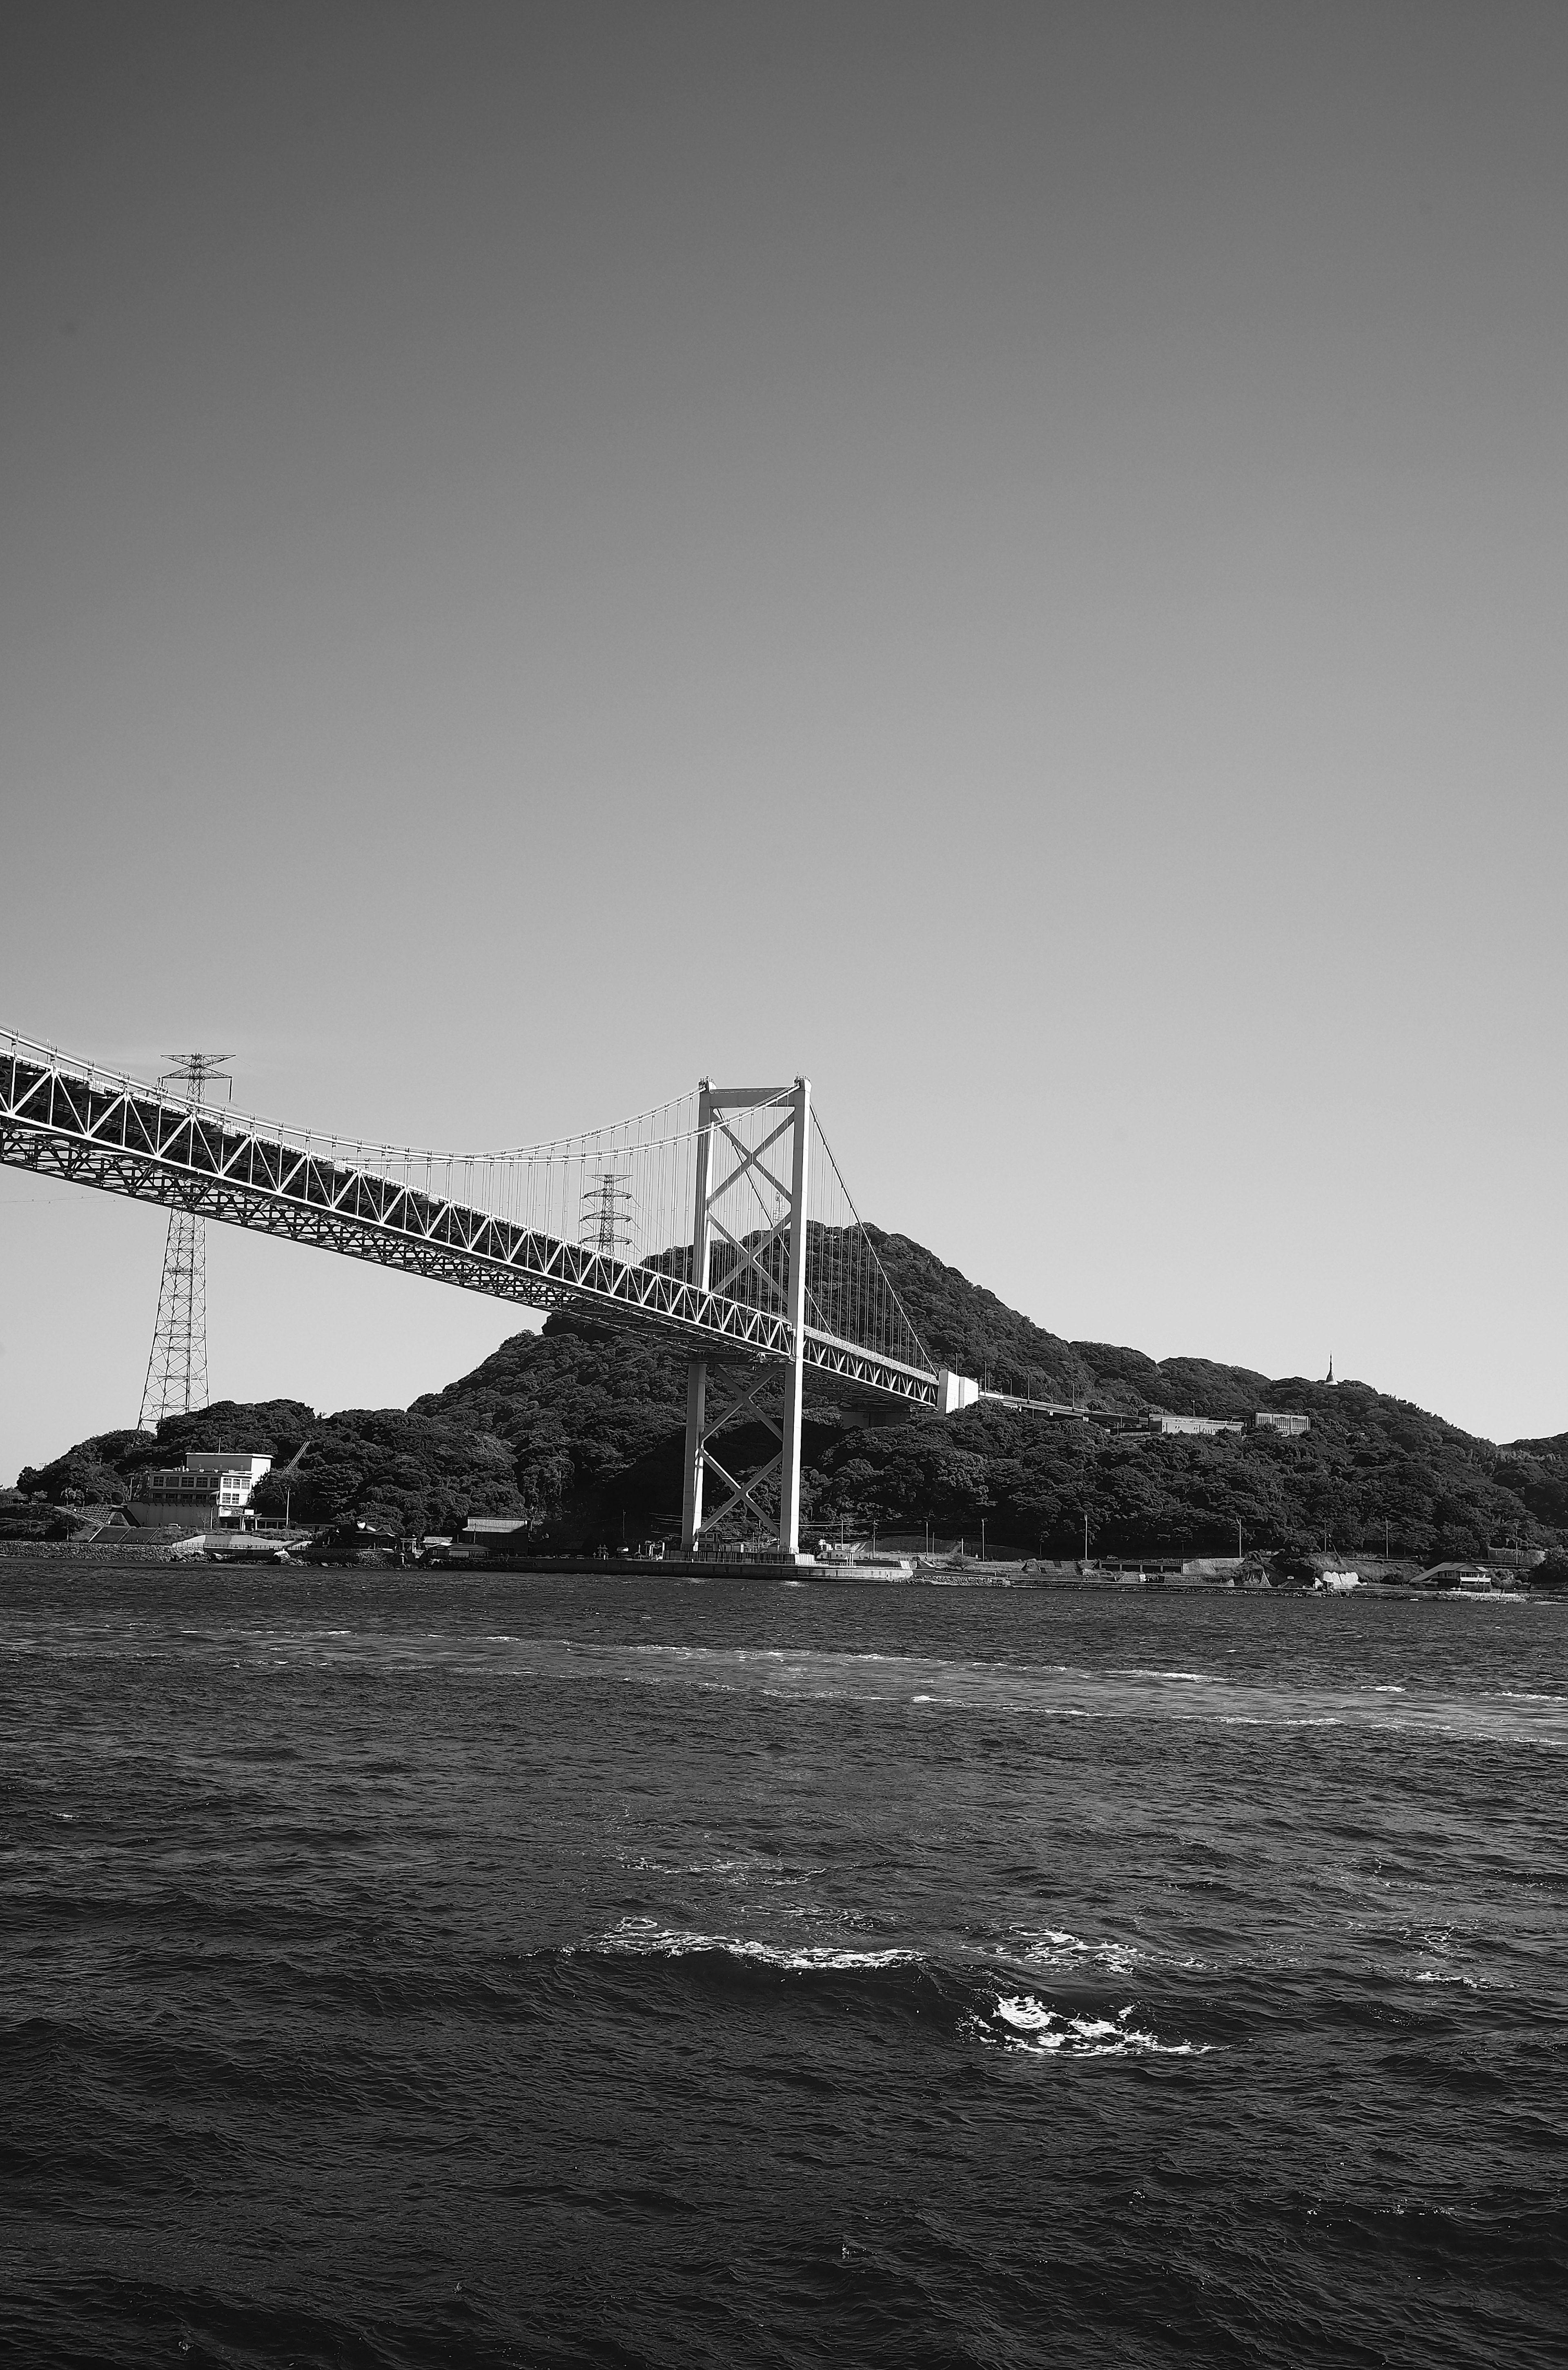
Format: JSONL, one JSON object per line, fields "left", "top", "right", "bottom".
{"left": 0, "top": 1080, "right": 938, "bottom": 1418}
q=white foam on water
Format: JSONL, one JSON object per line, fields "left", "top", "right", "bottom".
{"left": 361, "top": 1637, "right": 1568, "bottom": 1752}
{"left": 1010, "top": 1928, "right": 1149, "bottom": 1976}
{"left": 595, "top": 1918, "right": 916, "bottom": 1972}
{"left": 984, "top": 1993, "right": 1209, "bottom": 2058}
{"left": 615, "top": 1851, "right": 822, "bottom": 1884}
{"left": 1118, "top": 1669, "right": 1223, "bottom": 1684}
{"left": 1213, "top": 1713, "right": 1346, "bottom": 1729}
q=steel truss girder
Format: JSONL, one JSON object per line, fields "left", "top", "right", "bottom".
{"left": 0, "top": 1041, "right": 940, "bottom": 1410}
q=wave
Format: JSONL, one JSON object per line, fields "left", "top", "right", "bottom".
{"left": 979, "top": 1994, "right": 1211, "bottom": 2058}
{"left": 1010, "top": 1927, "right": 1140, "bottom": 1975}
{"left": 999, "top": 1925, "right": 1203, "bottom": 1978}
{"left": 614, "top": 1852, "right": 823, "bottom": 1884}
{"left": 592, "top": 1918, "right": 916, "bottom": 1972}
{"left": 13, "top": 1616, "right": 1568, "bottom": 1746}
{"left": 565, "top": 1922, "right": 1215, "bottom": 2060}
{"left": 1116, "top": 1668, "right": 1224, "bottom": 1683}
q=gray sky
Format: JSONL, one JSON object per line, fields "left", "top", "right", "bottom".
{"left": 3, "top": 1, "right": 1566, "bottom": 1481}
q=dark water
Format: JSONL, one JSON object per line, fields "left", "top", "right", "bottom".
{"left": 1, "top": 1565, "right": 1564, "bottom": 2368}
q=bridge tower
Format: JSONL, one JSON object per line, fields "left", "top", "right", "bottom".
{"left": 681, "top": 1078, "right": 811, "bottom": 1560}
{"left": 136, "top": 1052, "right": 230, "bottom": 1433}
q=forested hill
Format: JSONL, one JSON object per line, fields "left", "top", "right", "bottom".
{"left": 11, "top": 1229, "right": 1567, "bottom": 1561}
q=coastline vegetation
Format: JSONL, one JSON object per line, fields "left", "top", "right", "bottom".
{"left": 8, "top": 1231, "right": 1566, "bottom": 1564}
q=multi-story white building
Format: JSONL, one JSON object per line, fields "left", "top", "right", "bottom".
{"left": 136, "top": 1452, "right": 272, "bottom": 1528}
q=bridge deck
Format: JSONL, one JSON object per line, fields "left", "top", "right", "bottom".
{"left": 0, "top": 1036, "right": 940, "bottom": 1410}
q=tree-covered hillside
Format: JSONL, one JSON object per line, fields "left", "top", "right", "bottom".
{"left": 12, "top": 1231, "right": 1564, "bottom": 1561}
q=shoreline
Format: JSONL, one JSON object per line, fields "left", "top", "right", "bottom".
{"left": 0, "top": 1539, "right": 1552, "bottom": 1602}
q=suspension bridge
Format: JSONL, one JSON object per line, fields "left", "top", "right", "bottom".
{"left": 0, "top": 1030, "right": 982, "bottom": 1559}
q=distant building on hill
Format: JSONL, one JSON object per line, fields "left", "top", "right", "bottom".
{"left": 1253, "top": 1410, "right": 1310, "bottom": 1436}
{"left": 1146, "top": 1413, "right": 1243, "bottom": 1437}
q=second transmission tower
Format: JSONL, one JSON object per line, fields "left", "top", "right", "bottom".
{"left": 137, "top": 1051, "right": 231, "bottom": 1433}
{"left": 579, "top": 1168, "right": 634, "bottom": 1261}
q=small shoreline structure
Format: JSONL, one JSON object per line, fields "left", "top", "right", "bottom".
{"left": 0, "top": 1516, "right": 1557, "bottom": 1596}
{"left": 0, "top": 1517, "right": 1556, "bottom": 1595}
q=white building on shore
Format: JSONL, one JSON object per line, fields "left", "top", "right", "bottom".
{"left": 132, "top": 1452, "right": 272, "bottom": 1530}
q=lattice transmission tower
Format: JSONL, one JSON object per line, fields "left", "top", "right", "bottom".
{"left": 137, "top": 1052, "right": 231, "bottom": 1433}
{"left": 579, "top": 1168, "right": 634, "bottom": 1260}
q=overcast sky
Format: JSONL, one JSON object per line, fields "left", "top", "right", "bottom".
{"left": 3, "top": 0, "right": 1566, "bottom": 1480}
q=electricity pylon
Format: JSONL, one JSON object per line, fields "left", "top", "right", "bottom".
{"left": 579, "top": 1168, "right": 633, "bottom": 1259}
{"left": 137, "top": 1052, "right": 230, "bottom": 1434}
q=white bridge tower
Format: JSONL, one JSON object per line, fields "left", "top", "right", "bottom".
{"left": 680, "top": 1078, "right": 812, "bottom": 1561}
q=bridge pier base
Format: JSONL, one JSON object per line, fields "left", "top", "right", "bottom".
{"left": 679, "top": 1356, "right": 708, "bottom": 1550}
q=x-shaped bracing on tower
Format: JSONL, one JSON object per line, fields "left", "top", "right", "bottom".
{"left": 680, "top": 1079, "right": 812, "bottom": 1560}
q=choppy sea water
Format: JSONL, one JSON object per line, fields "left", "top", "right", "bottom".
{"left": 1, "top": 1565, "right": 1564, "bottom": 2368}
